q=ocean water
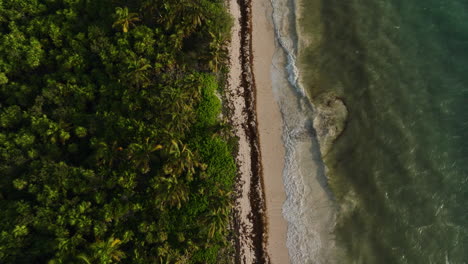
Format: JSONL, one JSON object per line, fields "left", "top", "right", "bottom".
{"left": 271, "top": 0, "right": 468, "bottom": 263}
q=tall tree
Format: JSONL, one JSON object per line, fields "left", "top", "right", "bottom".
{"left": 112, "top": 7, "right": 140, "bottom": 33}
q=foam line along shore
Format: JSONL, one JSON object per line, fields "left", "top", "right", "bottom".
{"left": 270, "top": 0, "right": 340, "bottom": 262}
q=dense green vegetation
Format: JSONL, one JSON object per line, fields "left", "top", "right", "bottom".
{"left": 0, "top": 0, "right": 235, "bottom": 263}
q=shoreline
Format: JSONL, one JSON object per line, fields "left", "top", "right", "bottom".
{"left": 227, "top": 0, "right": 289, "bottom": 262}
{"left": 269, "top": 0, "right": 339, "bottom": 262}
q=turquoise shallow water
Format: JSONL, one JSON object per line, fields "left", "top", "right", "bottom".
{"left": 298, "top": 0, "right": 468, "bottom": 262}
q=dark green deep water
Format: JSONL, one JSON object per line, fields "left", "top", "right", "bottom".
{"left": 299, "top": 0, "right": 468, "bottom": 262}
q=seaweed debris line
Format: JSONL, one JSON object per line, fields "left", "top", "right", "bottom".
{"left": 227, "top": 0, "right": 269, "bottom": 263}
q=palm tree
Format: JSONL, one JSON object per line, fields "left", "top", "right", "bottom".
{"left": 89, "top": 237, "right": 126, "bottom": 263}
{"left": 77, "top": 254, "right": 92, "bottom": 264}
{"left": 205, "top": 188, "right": 231, "bottom": 239}
{"left": 127, "top": 138, "right": 163, "bottom": 174}
{"left": 155, "top": 176, "right": 189, "bottom": 209}
{"left": 165, "top": 140, "right": 202, "bottom": 181}
{"left": 94, "top": 141, "right": 121, "bottom": 168}
{"left": 127, "top": 55, "right": 152, "bottom": 88}
{"left": 208, "top": 32, "right": 228, "bottom": 73}
{"left": 205, "top": 207, "right": 228, "bottom": 239}
{"left": 181, "top": 0, "right": 206, "bottom": 30}
{"left": 157, "top": 0, "right": 206, "bottom": 35}
{"left": 113, "top": 7, "right": 140, "bottom": 33}
{"left": 140, "top": 0, "right": 160, "bottom": 22}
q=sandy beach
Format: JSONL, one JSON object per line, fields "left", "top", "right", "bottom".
{"left": 251, "top": 0, "right": 290, "bottom": 263}
{"left": 227, "top": 0, "right": 289, "bottom": 263}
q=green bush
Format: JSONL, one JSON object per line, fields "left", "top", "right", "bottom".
{"left": 196, "top": 75, "right": 222, "bottom": 127}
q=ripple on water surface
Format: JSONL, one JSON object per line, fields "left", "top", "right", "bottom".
{"left": 297, "top": 0, "right": 468, "bottom": 262}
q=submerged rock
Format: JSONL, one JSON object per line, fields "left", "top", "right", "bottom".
{"left": 312, "top": 93, "right": 348, "bottom": 156}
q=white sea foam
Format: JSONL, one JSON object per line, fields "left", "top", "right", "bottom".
{"left": 270, "top": 0, "right": 305, "bottom": 97}
{"left": 270, "top": 0, "right": 338, "bottom": 263}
